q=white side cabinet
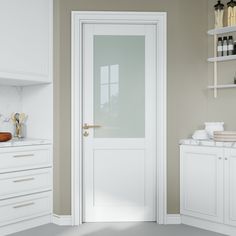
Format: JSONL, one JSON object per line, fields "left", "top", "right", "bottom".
{"left": 0, "top": 0, "right": 52, "bottom": 85}
{"left": 0, "top": 142, "right": 53, "bottom": 235}
{"left": 180, "top": 144, "right": 236, "bottom": 235}
{"left": 224, "top": 148, "right": 236, "bottom": 227}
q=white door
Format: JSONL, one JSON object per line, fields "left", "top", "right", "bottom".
{"left": 224, "top": 148, "right": 236, "bottom": 226}
{"left": 180, "top": 145, "right": 224, "bottom": 223}
{"left": 82, "top": 24, "right": 157, "bottom": 222}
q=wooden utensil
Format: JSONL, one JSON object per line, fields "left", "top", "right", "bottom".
{"left": 0, "top": 132, "right": 12, "bottom": 142}
{"left": 19, "top": 113, "right": 26, "bottom": 124}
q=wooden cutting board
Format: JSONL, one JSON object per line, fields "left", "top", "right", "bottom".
{"left": 0, "top": 132, "right": 12, "bottom": 142}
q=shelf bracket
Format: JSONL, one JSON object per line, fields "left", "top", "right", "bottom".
{"left": 213, "top": 34, "right": 218, "bottom": 98}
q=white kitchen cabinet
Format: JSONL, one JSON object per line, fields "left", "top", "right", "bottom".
{"left": 224, "top": 148, "right": 236, "bottom": 227}
{"left": 0, "top": 146, "right": 52, "bottom": 173}
{"left": 0, "top": 0, "right": 53, "bottom": 85}
{"left": 180, "top": 141, "right": 236, "bottom": 235}
{"left": 180, "top": 145, "right": 224, "bottom": 223}
{"left": 0, "top": 192, "right": 52, "bottom": 227}
{"left": 0, "top": 141, "right": 53, "bottom": 235}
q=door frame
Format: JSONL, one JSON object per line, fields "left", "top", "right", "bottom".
{"left": 71, "top": 11, "right": 167, "bottom": 226}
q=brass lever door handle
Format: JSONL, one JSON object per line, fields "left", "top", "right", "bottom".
{"left": 83, "top": 123, "right": 101, "bottom": 130}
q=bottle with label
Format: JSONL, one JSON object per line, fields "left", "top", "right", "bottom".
{"left": 223, "top": 36, "right": 228, "bottom": 56}
{"left": 217, "top": 37, "right": 223, "bottom": 57}
{"left": 228, "top": 36, "right": 234, "bottom": 55}
{"left": 234, "top": 41, "right": 236, "bottom": 54}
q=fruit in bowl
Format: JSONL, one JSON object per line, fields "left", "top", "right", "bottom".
{"left": 0, "top": 132, "right": 12, "bottom": 142}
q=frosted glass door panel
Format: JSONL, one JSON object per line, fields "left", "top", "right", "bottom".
{"left": 94, "top": 36, "right": 145, "bottom": 138}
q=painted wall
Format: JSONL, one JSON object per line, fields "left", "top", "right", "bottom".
{"left": 54, "top": 0, "right": 209, "bottom": 214}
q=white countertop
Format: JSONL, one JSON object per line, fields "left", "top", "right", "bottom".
{"left": 0, "top": 138, "right": 52, "bottom": 148}
{"left": 180, "top": 139, "right": 236, "bottom": 148}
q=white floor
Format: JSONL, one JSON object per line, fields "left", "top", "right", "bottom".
{"left": 12, "top": 223, "right": 225, "bottom": 236}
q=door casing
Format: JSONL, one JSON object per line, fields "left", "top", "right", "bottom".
{"left": 71, "top": 11, "right": 167, "bottom": 226}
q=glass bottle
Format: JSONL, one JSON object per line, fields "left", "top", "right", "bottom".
{"left": 215, "top": 1, "right": 225, "bottom": 28}
{"left": 227, "top": 0, "right": 236, "bottom": 26}
{"left": 228, "top": 36, "right": 234, "bottom": 55}
{"left": 217, "top": 37, "right": 223, "bottom": 57}
{"left": 223, "top": 36, "right": 228, "bottom": 56}
{"left": 234, "top": 40, "right": 236, "bottom": 54}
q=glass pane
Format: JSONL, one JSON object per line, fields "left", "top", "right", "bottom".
{"left": 94, "top": 36, "right": 145, "bottom": 138}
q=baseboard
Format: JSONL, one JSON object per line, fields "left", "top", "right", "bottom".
{"left": 0, "top": 214, "right": 51, "bottom": 235}
{"left": 52, "top": 214, "right": 180, "bottom": 226}
{"left": 165, "top": 214, "right": 181, "bottom": 224}
{"left": 52, "top": 214, "right": 72, "bottom": 226}
{"left": 182, "top": 215, "right": 236, "bottom": 235}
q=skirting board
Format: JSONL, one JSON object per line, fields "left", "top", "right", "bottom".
{"left": 52, "top": 214, "right": 179, "bottom": 226}
{"left": 52, "top": 214, "right": 72, "bottom": 226}
{"left": 182, "top": 215, "right": 236, "bottom": 235}
{"left": 165, "top": 214, "right": 181, "bottom": 224}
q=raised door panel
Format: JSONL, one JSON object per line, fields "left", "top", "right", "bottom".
{"left": 224, "top": 148, "right": 236, "bottom": 226}
{"left": 180, "top": 145, "right": 224, "bottom": 223}
{"left": 0, "top": 0, "right": 52, "bottom": 84}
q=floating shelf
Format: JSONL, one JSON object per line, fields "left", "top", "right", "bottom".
{"left": 208, "top": 55, "right": 236, "bottom": 62}
{"left": 208, "top": 84, "right": 236, "bottom": 89}
{"left": 208, "top": 25, "right": 236, "bottom": 35}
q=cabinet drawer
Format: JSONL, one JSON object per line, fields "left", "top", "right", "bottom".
{"left": 0, "top": 146, "right": 52, "bottom": 173}
{"left": 0, "top": 192, "right": 52, "bottom": 226}
{"left": 0, "top": 169, "right": 52, "bottom": 200}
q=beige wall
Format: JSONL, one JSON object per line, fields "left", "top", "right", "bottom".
{"left": 54, "top": 0, "right": 210, "bottom": 215}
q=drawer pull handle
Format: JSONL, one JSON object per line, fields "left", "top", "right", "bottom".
{"left": 13, "top": 202, "right": 35, "bottom": 209}
{"left": 13, "top": 177, "right": 35, "bottom": 183}
{"left": 13, "top": 154, "right": 34, "bottom": 158}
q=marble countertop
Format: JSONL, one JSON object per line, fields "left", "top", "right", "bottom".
{"left": 180, "top": 139, "right": 236, "bottom": 148}
{"left": 0, "top": 138, "right": 52, "bottom": 148}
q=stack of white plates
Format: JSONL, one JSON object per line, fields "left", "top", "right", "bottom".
{"left": 214, "top": 131, "right": 236, "bottom": 142}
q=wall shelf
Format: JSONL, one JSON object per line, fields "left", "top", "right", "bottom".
{"left": 207, "top": 25, "right": 236, "bottom": 98}
{"left": 208, "top": 84, "right": 236, "bottom": 89}
{"left": 0, "top": 77, "right": 52, "bottom": 86}
{"left": 208, "top": 55, "right": 236, "bottom": 62}
{"left": 208, "top": 25, "right": 236, "bottom": 35}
